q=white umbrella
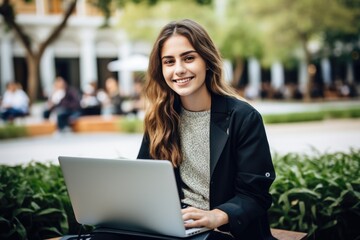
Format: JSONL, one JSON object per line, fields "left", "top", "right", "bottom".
{"left": 107, "top": 54, "right": 149, "bottom": 72}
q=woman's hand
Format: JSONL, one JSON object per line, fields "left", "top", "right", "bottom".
{"left": 181, "top": 207, "right": 229, "bottom": 229}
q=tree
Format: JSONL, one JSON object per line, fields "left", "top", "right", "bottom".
{"left": 113, "top": 0, "right": 215, "bottom": 42}
{"left": 217, "top": 0, "right": 264, "bottom": 88}
{"left": 0, "top": 0, "right": 213, "bottom": 102}
{"left": 115, "top": 0, "right": 263, "bottom": 89}
{"left": 0, "top": 0, "right": 77, "bottom": 102}
{"left": 247, "top": 0, "right": 356, "bottom": 100}
{"left": 323, "top": 0, "right": 360, "bottom": 80}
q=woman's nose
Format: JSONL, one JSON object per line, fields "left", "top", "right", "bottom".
{"left": 175, "top": 62, "right": 186, "bottom": 76}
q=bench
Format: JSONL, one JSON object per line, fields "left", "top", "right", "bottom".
{"left": 72, "top": 115, "right": 122, "bottom": 133}
{"left": 23, "top": 115, "right": 122, "bottom": 136}
{"left": 26, "top": 121, "right": 56, "bottom": 136}
{"left": 271, "top": 228, "right": 308, "bottom": 240}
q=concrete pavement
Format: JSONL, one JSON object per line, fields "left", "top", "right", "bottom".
{"left": 1, "top": 119, "right": 359, "bottom": 166}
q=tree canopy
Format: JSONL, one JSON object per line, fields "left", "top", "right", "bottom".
{"left": 1, "top": 0, "right": 358, "bottom": 101}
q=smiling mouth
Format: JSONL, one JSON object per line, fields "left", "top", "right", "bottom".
{"left": 172, "top": 77, "right": 194, "bottom": 83}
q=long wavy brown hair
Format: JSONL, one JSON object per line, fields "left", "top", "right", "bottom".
{"left": 144, "top": 19, "right": 239, "bottom": 167}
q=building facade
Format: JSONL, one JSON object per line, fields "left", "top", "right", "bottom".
{"left": 0, "top": 0, "right": 151, "bottom": 98}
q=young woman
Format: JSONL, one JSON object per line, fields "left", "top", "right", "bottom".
{"left": 137, "top": 19, "right": 276, "bottom": 240}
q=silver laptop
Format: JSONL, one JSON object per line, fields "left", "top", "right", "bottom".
{"left": 58, "top": 156, "right": 210, "bottom": 238}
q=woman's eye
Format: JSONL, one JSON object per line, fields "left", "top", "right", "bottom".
{"left": 184, "top": 56, "right": 195, "bottom": 62}
{"left": 163, "top": 59, "right": 174, "bottom": 65}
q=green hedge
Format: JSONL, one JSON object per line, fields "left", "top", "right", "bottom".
{"left": 0, "top": 162, "right": 79, "bottom": 239}
{"left": 0, "top": 124, "right": 27, "bottom": 139}
{"left": 269, "top": 149, "right": 360, "bottom": 240}
{"left": 262, "top": 107, "right": 360, "bottom": 124}
{"left": 0, "top": 150, "right": 359, "bottom": 239}
{"left": 117, "top": 107, "right": 360, "bottom": 130}
{"left": 118, "top": 116, "right": 144, "bottom": 133}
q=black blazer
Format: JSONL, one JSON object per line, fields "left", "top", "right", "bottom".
{"left": 137, "top": 94, "right": 276, "bottom": 240}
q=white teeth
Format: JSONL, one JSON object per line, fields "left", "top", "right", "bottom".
{"left": 175, "top": 77, "right": 192, "bottom": 83}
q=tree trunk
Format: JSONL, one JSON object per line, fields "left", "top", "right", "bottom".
{"left": 231, "top": 57, "right": 245, "bottom": 89}
{"left": 299, "top": 33, "right": 312, "bottom": 101}
{"left": 0, "top": 0, "right": 77, "bottom": 102}
{"left": 28, "top": 0, "right": 77, "bottom": 102}
{"left": 26, "top": 53, "right": 41, "bottom": 103}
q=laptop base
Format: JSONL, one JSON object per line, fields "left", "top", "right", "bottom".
{"left": 58, "top": 229, "right": 236, "bottom": 240}
{"left": 59, "top": 230, "right": 211, "bottom": 240}
{"left": 93, "top": 227, "right": 211, "bottom": 239}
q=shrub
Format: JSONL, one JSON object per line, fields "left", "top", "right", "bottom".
{"left": 262, "top": 107, "right": 360, "bottom": 124}
{"left": 118, "top": 116, "right": 144, "bottom": 133}
{"left": 263, "top": 112, "right": 324, "bottom": 124}
{"left": 0, "top": 162, "right": 81, "bottom": 239}
{"left": 0, "top": 150, "right": 359, "bottom": 239}
{"left": 324, "top": 107, "right": 360, "bottom": 119}
{"left": 269, "top": 149, "right": 360, "bottom": 240}
{"left": 0, "top": 124, "right": 27, "bottom": 139}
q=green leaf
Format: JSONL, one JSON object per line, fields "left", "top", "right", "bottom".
{"left": 287, "top": 188, "right": 322, "bottom": 199}
{"left": 36, "top": 208, "right": 62, "bottom": 217}
{"left": 13, "top": 208, "right": 34, "bottom": 217}
{"left": 39, "top": 226, "right": 63, "bottom": 235}
{"left": 31, "top": 201, "right": 40, "bottom": 210}
{"left": 13, "top": 217, "right": 27, "bottom": 239}
{"left": 320, "top": 219, "right": 338, "bottom": 230}
{"left": 311, "top": 205, "right": 317, "bottom": 219}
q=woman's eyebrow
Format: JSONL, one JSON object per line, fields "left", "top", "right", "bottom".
{"left": 161, "top": 50, "right": 197, "bottom": 60}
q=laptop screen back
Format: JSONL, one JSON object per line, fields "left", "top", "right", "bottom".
{"left": 58, "top": 156, "right": 189, "bottom": 237}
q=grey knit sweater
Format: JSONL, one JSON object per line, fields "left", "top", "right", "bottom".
{"left": 179, "top": 108, "right": 211, "bottom": 210}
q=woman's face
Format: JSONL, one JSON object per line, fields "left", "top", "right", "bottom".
{"left": 161, "top": 35, "right": 208, "bottom": 101}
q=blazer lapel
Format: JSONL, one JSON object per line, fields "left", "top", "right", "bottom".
{"left": 210, "top": 94, "right": 231, "bottom": 176}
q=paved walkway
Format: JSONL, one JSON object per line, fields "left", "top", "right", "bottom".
{"left": 1, "top": 119, "right": 359, "bottom": 166}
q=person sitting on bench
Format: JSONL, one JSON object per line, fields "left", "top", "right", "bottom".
{"left": 0, "top": 81, "right": 29, "bottom": 123}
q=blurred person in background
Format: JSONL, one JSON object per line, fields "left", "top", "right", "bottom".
{"left": 0, "top": 81, "right": 29, "bottom": 123}
{"left": 80, "top": 81, "right": 101, "bottom": 116}
{"left": 43, "top": 76, "right": 81, "bottom": 132}
{"left": 128, "top": 80, "right": 146, "bottom": 118}
{"left": 104, "top": 77, "right": 126, "bottom": 115}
